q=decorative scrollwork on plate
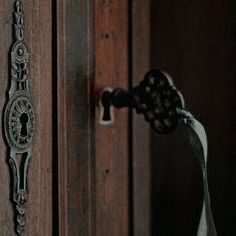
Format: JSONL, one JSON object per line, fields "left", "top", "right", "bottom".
{"left": 11, "top": 42, "right": 29, "bottom": 82}
{"left": 4, "top": 1, "right": 35, "bottom": 235}
{"left": 9, "top": 156, "right": 30, "bottom": 236}
{"left": 5, "top": 92, "right": 35, "bottom": 150}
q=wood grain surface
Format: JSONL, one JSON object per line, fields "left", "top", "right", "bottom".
{"left": 57, "top": 0, "right": 95, "bottom": 235}
{"left": 57, "top": 0, "right": 130, "bottom": 235}
{"left": 95, "top": 0, "right": 130, "bottom": 235}
{"left": 21, "top": 1, "right": 53, "bottom": 235}
{"left": 131, "top": 0, "right": 151, "bottom": 235}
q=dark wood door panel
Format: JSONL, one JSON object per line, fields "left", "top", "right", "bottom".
{"left": 95, "top": 0, "right": 130, "bottom": 235}
{"left": 26, "top": 1, "right": 53, "bottom": 235}
{"left": 57, "top": 1, "right": 130, "bottom": 235}
{"left": 151, "top": 0, "right": 236, "bottom": 235}
{"left": 57, "top": 1, "right": 95, "bottom": 235}
{"left": 132, "top": 0, "right": 151, "bottom": 235}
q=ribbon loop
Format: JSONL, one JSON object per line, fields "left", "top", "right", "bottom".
{"left": 177, "top": 109, "right": 217, "bottom": 236}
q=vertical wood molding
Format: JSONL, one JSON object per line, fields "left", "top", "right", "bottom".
{"left": 24, "top": 0, "right": 53, "bottom": 234}
{"left": 57, "top": 0, "right": 95, "bottom": 235}
{"left": 132, "top": 0, "right": 151, "bottom": 235}
{"left": 22, "top": 1, "right": 53, "bottom": 234}
{"left": 95, "top": 0, "right": 130, "bottom": 235}
{"left": 57, "top": 0, "right": 131, "bottom": 234}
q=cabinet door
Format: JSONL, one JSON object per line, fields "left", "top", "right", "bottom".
{"left": 0, "top": 1, "right": 53, "bottom": 235}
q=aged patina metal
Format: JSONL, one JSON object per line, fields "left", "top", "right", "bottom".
{"left": 4, "top": 1, "right": 35, "bottom": 235}
{"left": 100, "top": 69, "right": 184, "bottom": 134}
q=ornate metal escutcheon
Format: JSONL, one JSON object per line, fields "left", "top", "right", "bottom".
{"left": 4, "top": 1, "right": 35, "bottom": 235}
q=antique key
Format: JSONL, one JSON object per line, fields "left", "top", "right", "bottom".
{"left": 100, "top": 69, "right": 217, "bottom": 236}
{"left": 100, "top": 69, "right": 185, "bottom": 134}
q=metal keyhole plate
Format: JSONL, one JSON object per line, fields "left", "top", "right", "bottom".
{"left": 5, "top": 91, "right": 35, "bottom": 150}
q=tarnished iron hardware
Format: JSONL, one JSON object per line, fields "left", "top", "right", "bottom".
{"left": 100, "top": 69, "right": 184, "bottom": 134}
{"left": 4, "top": 1, "right": 35, "bottom": 235}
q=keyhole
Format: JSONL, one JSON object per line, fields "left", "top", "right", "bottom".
{"left": 100, "top": 89, "right": 114, "bottom": 125}
{"left": 20, "top": 113, "right": 29, "bottom": 137}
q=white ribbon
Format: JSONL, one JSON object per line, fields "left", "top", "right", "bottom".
{"left": 177, "top": 109, "right": 217, "bottom": 236}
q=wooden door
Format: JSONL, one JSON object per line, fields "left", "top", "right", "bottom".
{"left": 1, "top": 1, "right": 234, "bottom": 236}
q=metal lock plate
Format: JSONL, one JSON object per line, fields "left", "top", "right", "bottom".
{"left": 4, "top": 1, "right": 36, "bottom": 235}
{"left": 5, "top": 91, "right": 35, "bottom": 150}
